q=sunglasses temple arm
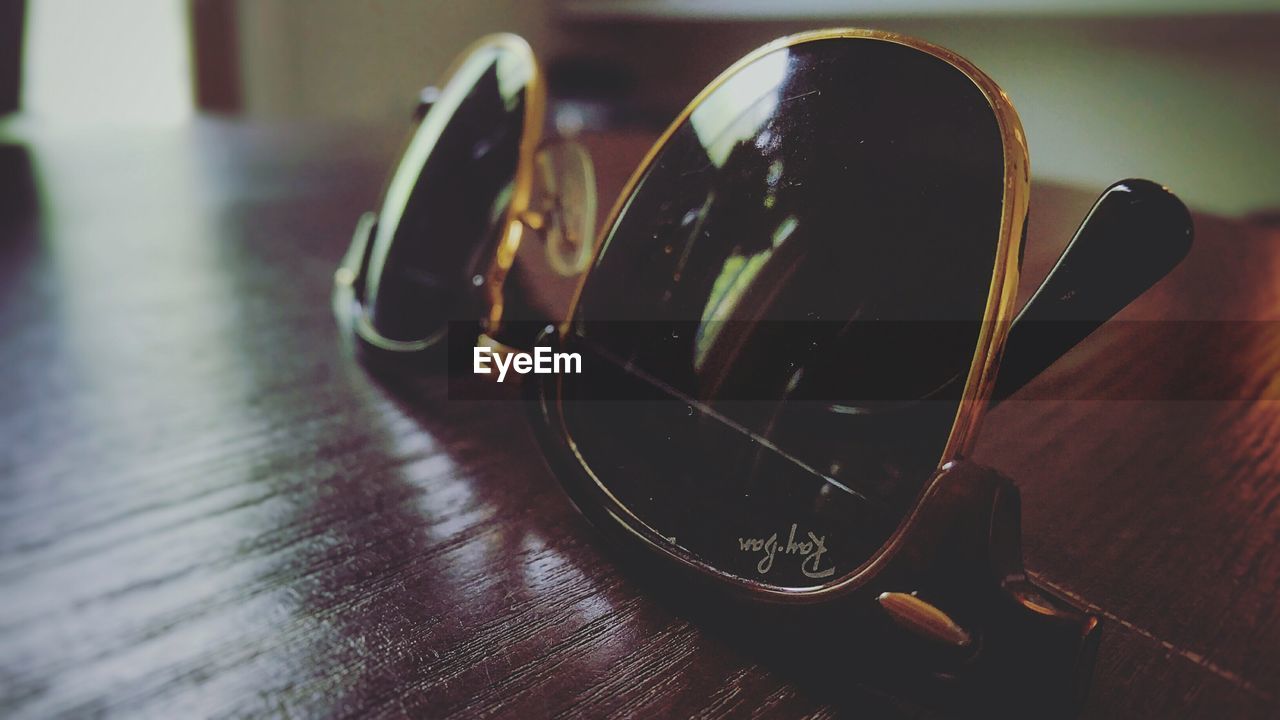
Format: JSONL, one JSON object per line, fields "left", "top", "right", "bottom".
{"left": 335, "top": 211, "right": 377, "bottom": 295}
{"left": 990, "top": 179, "right": 1193, "bottom": 404}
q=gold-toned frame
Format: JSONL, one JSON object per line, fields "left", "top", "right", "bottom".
{"left": 339, "top": 32, "right": 547, "bottom": 353}
{"left": 548, "top": 27, "right": 1030, "bottom": 599}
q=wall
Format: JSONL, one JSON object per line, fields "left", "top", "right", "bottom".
{"left": 230, "top": 3, "right": 1280, "bottom": 217}
{"left": 234, "top": 0, "right": 555, "bottom": 120}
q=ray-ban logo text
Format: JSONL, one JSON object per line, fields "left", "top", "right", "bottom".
{"left": 738, "top": 523, "right": 834, "bottom": 579}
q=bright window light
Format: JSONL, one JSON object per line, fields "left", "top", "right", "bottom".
{"left": 23, "top": 0, "right": 192, "bottom": 126}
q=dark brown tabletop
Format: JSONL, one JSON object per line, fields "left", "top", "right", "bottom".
{"left": 1, "top": 120, "right": 1277, "bottom": 719}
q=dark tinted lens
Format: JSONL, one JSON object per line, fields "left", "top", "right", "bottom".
{"left": 556, "top": 37, "right": 1013, "bottom": 588}
{"left": 363, "top": 39, "right": 534, "bottom": 343}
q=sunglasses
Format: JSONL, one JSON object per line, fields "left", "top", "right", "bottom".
{"left": 335, "top": 28, "right": 1193, "bottom": 714}
{"left": 333, "top": 33, "right": 597, "bottom": 360}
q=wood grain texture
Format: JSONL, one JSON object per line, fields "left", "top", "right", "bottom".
{"left": 1, "top": 121, "right": 1276, "bottom": 719}
{"left": 973, "top": 185, "right": 1280, "bottom": 718}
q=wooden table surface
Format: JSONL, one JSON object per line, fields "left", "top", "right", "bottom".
{"left": 1, "top": 120, "right": 1277, "bottom": 719}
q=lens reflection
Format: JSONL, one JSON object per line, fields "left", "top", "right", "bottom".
{"left": 362, "top": 39, "right": 535, "bottom": 344}
{"left": 556, "top": 37, "right": 1013, "bottom": 588}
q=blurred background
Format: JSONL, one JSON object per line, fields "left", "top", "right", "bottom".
{"left": 1, "top": 6, "right": 1278, "bottom": 717}
{"left": 0, "top": 0, "right": 1278, "bottom": 215}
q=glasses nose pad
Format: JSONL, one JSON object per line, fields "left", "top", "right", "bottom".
{"left": 529, "top": 139, "right": 598, "bottom": 277}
